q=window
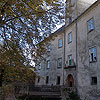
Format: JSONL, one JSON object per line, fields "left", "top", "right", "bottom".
{"left": 91, "top": 77, "right": 97, "bottom": 85}
{"left": 57, "top": 76, "right": 60, "bottom": 85}
{"left": 47, "top": 45, "right": 50, "bottom": 52}
{"left": 46, "top": 76, "right": 49, "bottom": 84}
{"left": 38, "top": 77, "right": 40, "bottom": 83}
{"left": 89, "top": 47, "right": 97, "bottom": 62}
{"left": 68, "top": 55, "right": 72, "bottom": 66}
{"left": 68, "top": 32, "right": 72, "bottom": 43}
{"left": 58, "top": 39, "right": 63, "bottom": 48}
{"left": 58, "top": 58, "right": 62, "bottom": 68}
{"left": 69, "top": 16, "right": 72, "bottom": 24}
{"left": 88, "top": 18, "right": 94, "bottom": 32}
{"left": 47, "top": 60, "right": 50, "bottom": 69}
{"left": 38, "top": 63, "right": 41, "bottom": 70}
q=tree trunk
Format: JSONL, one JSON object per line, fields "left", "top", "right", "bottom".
{"left": 4, "top": 93, "right": 17, "bottom": 100}
{"left": 3, "top": 84, "right": 18, "bottom": 100}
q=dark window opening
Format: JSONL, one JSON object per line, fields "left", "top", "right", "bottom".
{"left": 57, "top": 76, "right": 60, "bottom": 85}
{"left": 91, "top": 53, "right": 93, "bottom": 61}
{"left": 38, "top": 77, "right": 40, "bottom": 83}
{"left": 89, "top": 47, "right": 97, "bottom": 62}
{"left": 91, "top": 77, "right": 97, "bottom": 85}
{"left": 46, "top": 76, "right": 49, "bottom": 84}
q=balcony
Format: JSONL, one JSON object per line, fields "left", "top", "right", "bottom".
{"left": 64, "top": 59, "right": 76, "bottom": 69}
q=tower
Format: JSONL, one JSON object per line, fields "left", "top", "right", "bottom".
{"left": 65, "top": 0, "right": 97, "bottom": 25}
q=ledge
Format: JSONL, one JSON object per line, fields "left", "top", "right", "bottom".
{"left": 64, "top": 65, "right": 76, "bottom": 69}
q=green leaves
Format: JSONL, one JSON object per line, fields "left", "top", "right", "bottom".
{"left": 0, "top": 40, "right": 36, "bottom": 86}
{"left": 0, "top": 0, "right": 64, "bottom": 64}
{"left": 0, "top": 0, "right": 64, "bottom": 87}
{"left": 3, "top": 66, "right": 35, "bottom": 84}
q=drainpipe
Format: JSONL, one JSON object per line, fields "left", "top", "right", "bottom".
{"left": 75, "top": 19, "right": 78, "bottom": 92}
{"left": 63, "top": 0, "right": 67, "bottom": 86}
{"left": 75, "top": 1, "right": 78, "bottom": 93}
{"left": 63, "top": 25, "right": 66, "bottom": 86}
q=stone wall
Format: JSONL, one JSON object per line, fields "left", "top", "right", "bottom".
{"left": 66, "top": 0, "right": 97, "bottom": 25}
{"left": 35, "top": 1, "right": 100, "bottom": 100}
{"left": 35, "top": 31, "right": 65, "bottom": 86}
{"left": 77, "top": 1, "right": 100, "bottom": 100}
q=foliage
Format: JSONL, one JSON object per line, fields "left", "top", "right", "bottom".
{"left": 18, "top": 94, "right": 28, "bottom": 100}
{"left": 1, "top": 84, "right": 15, "bottom": 99}
{"left": 0, "top": 0, "right": 65, "bottom": 66}
{"left": 0, "top": 42, "right": 36, "bottom": 84}
{"left": 0, "top": 43, "right": 36, "bottom": 99}
{"left": 63, "top": 88, "right": 80, "bottom": 100}
{"left": 69, "top": 91, "right": 80, "bottom": 100}
{"left": 0, "top": 1, "right": 64, "bottom": 99}
{"left": 0, "top": 0, "right": 63, "bottom": 42}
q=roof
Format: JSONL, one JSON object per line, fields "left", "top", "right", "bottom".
{"left": 49, "top": 25, "right": 65, "bottom": 37}
{"left": 49, "top": 0, "right": 99, "bottom": 37}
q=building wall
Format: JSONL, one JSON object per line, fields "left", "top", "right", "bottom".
{"left": 35, "top": 0, "right": 100, "bottom": 100}
{"left": 35, "top": 31, "right": 65, "bottom": 86}
{"left": 66, "top": 0, "right": 97, "bottom": 25}
{"left": 77, "top": 1, "right": 100, "bottom": 99}
{"left": 77, "top": 0, "right": 97, "bottom": 16}
{"left": 64, "top": 23, "right": 77, "bottom": 87}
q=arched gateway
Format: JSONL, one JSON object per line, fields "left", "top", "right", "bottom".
{"left": 67, "top": 74, "right": 74, "bottom": 87}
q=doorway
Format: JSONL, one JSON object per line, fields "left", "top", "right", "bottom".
{"left": 67, "top": 74, "right": 74, "bottom": 87}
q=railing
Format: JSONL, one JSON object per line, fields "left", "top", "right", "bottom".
{"left": 29, "top": 85, "right": 61, "bottom": 92}
{"left": 64, "top": 59, "right": 76, "bottom": 69}
{"left": 14, "top": 84, "right": 61, "bottom": 96}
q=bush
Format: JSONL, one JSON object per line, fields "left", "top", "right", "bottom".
{"left": 69, "top": 91, "right": 80, "bottom": 100}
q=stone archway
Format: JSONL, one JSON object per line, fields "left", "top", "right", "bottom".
{"left": 67, "top": 74, "right": 74, "bottom": 87}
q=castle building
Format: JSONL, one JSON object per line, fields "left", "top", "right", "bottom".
{"left": 35, "top": 0, "right": 100, "bottom": 100}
